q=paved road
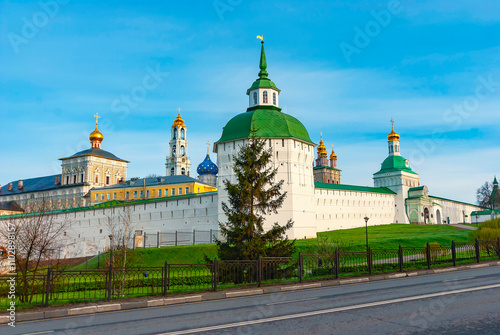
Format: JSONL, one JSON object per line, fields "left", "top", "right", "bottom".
{"left": 3, "top": 267, "right": 500, "bottom": 335}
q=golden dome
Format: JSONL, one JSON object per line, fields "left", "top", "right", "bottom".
{"left": 173, "top": 109, "right": 185, "bottom": 127}
{"left": 317, "top": 133, "right": 327, "bottom": 157}
{"left": 387, "top": 127, "right": 400, "bottom": 141}
{"left": 330, "top": 144, "right": 337, "bottom": 159}
{"left": 387, "top": 118, "right": 400, "bottom": 141}
{"left": 89, "top": 127, "right": 104, "bottom": 143}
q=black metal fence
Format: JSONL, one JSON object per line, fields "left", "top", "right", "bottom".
{"left": 1, "top": 238, "right": 499, "bottom": 309}
{"left": 143, "top": 229, "right": 219, "bottom": 247}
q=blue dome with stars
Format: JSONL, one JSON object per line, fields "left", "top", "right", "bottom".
{"left": 197, "top": 154, "right": 218, "bottom": 175}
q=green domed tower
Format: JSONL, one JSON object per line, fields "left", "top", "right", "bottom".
{"left": 214, "top": 39, "right": 317, "bottom": 239}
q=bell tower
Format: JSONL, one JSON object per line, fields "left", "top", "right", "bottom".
{"left": 166, "top": 109, "right": 191, "bottom": 176}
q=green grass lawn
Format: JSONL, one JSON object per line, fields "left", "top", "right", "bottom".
{"left": 72, "top": 224, "right": 472, "bottom": 270}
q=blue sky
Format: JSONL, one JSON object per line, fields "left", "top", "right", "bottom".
{"left": 1, "top": 0, "right": 499, "bottom": 204}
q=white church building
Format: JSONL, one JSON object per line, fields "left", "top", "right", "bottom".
{"left": 0, "top": 41, "right": 484, "bottom": 257}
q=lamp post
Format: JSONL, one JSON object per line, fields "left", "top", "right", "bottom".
{"left": 108, "top": 234, "right": 114, "bottom": 268}
{"left": 364, "top": 217, "right": 369, "bottom": 252}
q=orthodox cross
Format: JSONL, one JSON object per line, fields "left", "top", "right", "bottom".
{"left": 94, "top": 113, "right": 100, "bottom": 126}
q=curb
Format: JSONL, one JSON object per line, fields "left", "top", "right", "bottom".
{"left": 2, "top": 260, "right": 500, "bottom": 324}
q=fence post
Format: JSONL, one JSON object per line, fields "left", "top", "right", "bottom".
{"left": 497, "top": 237, "right": 500, "bottom": 260}
{"left": 367, "top": 247, "right": 372, "bottom": 275}
{"left": 451, "top": 241, "right": 456, "bottom": 266}
{"left": 107, "top": 261, "right": 113, "bottom": 301}
{"left": 97, "top": 252, "right": 100, "bottom": 269}
{"left": 45, "top": 267, "right": 51, "bottom": 307}
{"left": 475, "top": 239, "right": 480, "bottom": 263}
{"left": 398, "top": 245, "right": 403, "bottom": 272}
{"left": 335, "top": 249, "right": 340, "bottom": 279}
{"left": 426, "top": 242, "right": 431, "bottom": 269}
{"left": 210, "top": 229, "right": 213, "bottom": 243}
{"left": 157, "top": 231, "right": 160, "bottom": 248}
{"left": 213, "top": 258, "right": 218, "bottom": 292}
{"left": 298, "top": 252, "right": 303, "bottom": 283}
{"left": 163, "top": 261, "right": 168, "bottom": 296}
{"left": 175, "top": 231, "right": 178, "bottom": 246}
{"left": 193, "top": 230, "right": 196, "bottom": 245}
{"left": 258, "top": 255, "right": 262, "bottom": 287}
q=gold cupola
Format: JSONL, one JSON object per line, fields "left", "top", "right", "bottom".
{"left": 317, "top": 132, "right": 327, "bottom": 157}
{"left": 387, "top": 118, "right": 400, "bottom": 141}
{"left": 173, "top": 108, "right": 185, "bottom": 127}
{"left": 89, "top": 113, "right": 103, "bottom": 149}
{"left": 330, "top": 144, "right": 337, "bottom": 159}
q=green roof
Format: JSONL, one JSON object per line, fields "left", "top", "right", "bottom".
{"left": 247, "top": 78, "right": 279, "bottom": 93}
{"left": 428, "top": 195, "right": 482, "bottom": 208}
{"left": 471, "top": 209, "right": 500, "bottom": 216}
{"left": 216, "top": 105, "right": 314, "bottom": 144}
{"left": 374, "top": 155, "right": 417, "bottom": 175}
{"left": 314, "top": 182, "right": 396, "bottom": 195}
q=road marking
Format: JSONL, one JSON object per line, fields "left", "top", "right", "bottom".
{"left": 22, "top": 332, "right": 54, "bottom": 335}
{"left": 266, "top": 297, "right": 318, "bottom": 305}
{"left": 443, "top": 276, "right": 475, "bottom": 282}
{"left": 157, "top": 283, "right": 500, "bottom": 335}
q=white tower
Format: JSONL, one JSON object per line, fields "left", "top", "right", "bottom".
{"left": 166, "top": 109, "right": 191, "bottom": 176}
{"left": 373, "top": 119, "right": 420, "bottom": 223}
{"left": 214, "top": 39, "right": 317, "bottom": 238}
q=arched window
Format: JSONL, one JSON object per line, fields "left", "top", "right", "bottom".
{"left": 170, "top": 168, "right": 175, "bottom": 176}
{"left": 273, "top": 92, "right": 276, "bottom": 105}
{"left": 181, "top": 128, "right": 185, "bottom": 140}
{"left": 181, "top": 168, "right": 186, "bottom": 175}
{"left": 263, "top": 91, "right": 268, "bottom": 103}
{"left": 173, "top": 128, "right": 177, "bottom": 139}
{"left": 253, "top": 92, "right": 257, "bottom": 104}
{"left": 172, "top": 145, "right": 176, "bottom": 156}
{"left": 180, "top": 145, "right": 185, "bottom": 156}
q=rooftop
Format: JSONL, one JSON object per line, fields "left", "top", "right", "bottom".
{"left": 315, "top": 182, "right": 396, "bottom": 195}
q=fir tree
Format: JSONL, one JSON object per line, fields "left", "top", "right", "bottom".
{"left": 217, "top": 127, "right": 295, "bottom": 260}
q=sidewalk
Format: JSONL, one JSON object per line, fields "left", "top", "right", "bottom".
{"left": 2, "top": 260, "right": 499, "bottom": 325}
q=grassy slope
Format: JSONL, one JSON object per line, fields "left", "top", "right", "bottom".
{"left": 73, "top": 225, "right": 471, "bottom": 270}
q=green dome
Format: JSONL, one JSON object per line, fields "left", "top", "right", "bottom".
{"left": 216, "top": 105, "right": 314, "bottom": 144}
{"left": 374, "top": 155, "right": 417, "bottom": 175}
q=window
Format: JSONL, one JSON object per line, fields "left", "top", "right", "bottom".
{"left": 66, "top": 176, "right": 69, "bottom": 185}
{"left": 100, "top": 229, "right": 102, "bottom": 234}
{"left": 73, "top": 175, "right": 77, "bottom": 184}
{"left": 172, "top": 188, "right": 175, "bottom": 196}
{"left": 81, "top": 174, "right": 84, "bottom": 183}
{"left": 95, "top": 175, "right": 98, "bottom": 183}
{"left": 170, "top": 168, "right": 175, "bottom": 176}
{"left": 185, "top": 187, "right": 189, "bottom": 194}
{"left": 179, "top": 188, "right": 183, "bottom": 195}
{"left": 165, "top": 189, "right": 168, "bottom": 196}
{"left": 181, "top": 168, "right": 186, "bottom": 175}
{"left": 269, "top": 139, "right": 271, "bottom": 148}
{"left": 173, "top": 128, "right": 177, "bottom": 139}
{"left": 134, "top": 191, "right": 137, "bottom": 199}
{"left": 106, "top": 176, "right": 110, "bottom": 185}
{"left": 125, "top": 191, "right": 129, "bottom": 199}
{"left": 107, "top": 193, "right": 110, "bottom": 200}
{"left": 282, "top": 139, "right": 284, "bottom": 147}
{"left": 253, "top": 92, "right": 257, "bottom": 104}
{"left": 181, "top": 128, "right": 185, "bottom": 139}
{"left": 172, "top": 145, "right": 176, "bottom": 156}
{"left": 113, "top": 193, "right": 117, "bottom": 200}
{"left": 263, "top": 91, "right": 268, "bottom": 103}
{"left": 146, "top": 190, "right": 149, "bottom": 197}
{"left": 101, "top": 194, "right": 104, "bottom": 200}
{"left": 181, "top": 146, "right": 185, "bottom": 156}
{"left": 140, "top": 190, "right": 144, "bottom": 198}
{"left": 95, "top": 194, "right": 98, "bottom": 201}
{"left": 158, "top": 189, "right": 162, "bottom": 197}
{"left": 273, "top": 92, "right": 276, "bottom": 105}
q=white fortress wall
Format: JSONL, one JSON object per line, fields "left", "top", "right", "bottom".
{"left": 314, "top": 187, "right": 397, "bottom": 231}
{"left": 429, "top": 196, "right": 483, "bottom": 224}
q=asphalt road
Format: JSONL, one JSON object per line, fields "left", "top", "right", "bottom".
{"left": 3, "top": 266, "right": 500, "bottom": 335}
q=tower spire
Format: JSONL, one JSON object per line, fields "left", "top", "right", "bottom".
{"left": 258, "top": 40, "right": 268, "bottom": 79}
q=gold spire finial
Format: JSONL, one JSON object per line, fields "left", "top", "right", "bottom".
{"left": 94, "top": 113, "right": 100, "bottom": 127}
{"left": 317, "top": 132, "right": 327, "bottom": 157}
{"left": 330, "top": 144, "right": 337, "bottom": 159}
{"left": 390, "top": 117, "right": 394, "bottom": 129}
{"left": 256, "top": 35, "right": 264, "bottom": 41}
{"left": 173, "top": 108, "right": 185, "bottom": 127}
